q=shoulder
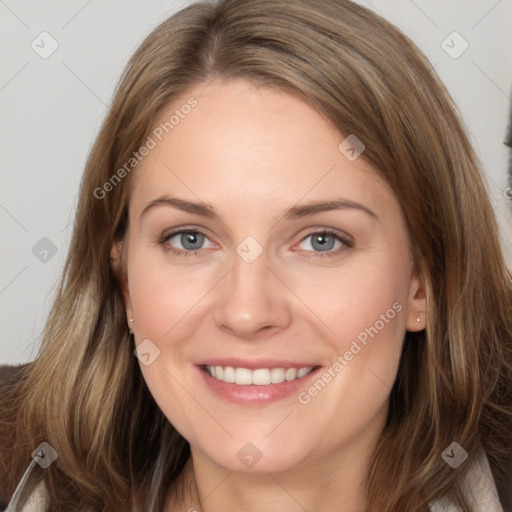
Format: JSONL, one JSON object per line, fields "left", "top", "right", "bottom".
{"left": 0, "top": 362, "right": 29, "bottom": 385}
{"left": 15, "top": 479, "right": 49, "bottom": 512}
{"left": 0, "top": 475, "right": 49, "bottom": 512}
{"left": 430, "top": 448, "right": 507, "bottom": 512}
{"left": 0, "top": 363, "right": 32, "bottom": 509}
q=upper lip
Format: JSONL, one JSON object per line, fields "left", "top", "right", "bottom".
{"left": 196, "top": 358, "right": 320, "bottom": 370}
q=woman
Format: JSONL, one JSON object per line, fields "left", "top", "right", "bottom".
{"left": 1, "top": 0, "right": 511, "bottom": 511}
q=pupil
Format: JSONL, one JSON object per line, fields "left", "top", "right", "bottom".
{"left": 183, "top": 232, "right": 202, "bottom": 250}
{"left": 313, "top": 233, "right": 334, "bottom": 251}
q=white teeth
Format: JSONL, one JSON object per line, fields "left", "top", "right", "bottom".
{"left": 223, "top": 366, "right": 235, "bottom": 383}
{"left": 285, "top": 368, "right": 297, "bottom": 381}
{"left": 270, "top": 368, "right": 286, "bottom": 384}
{"left": 296, "top": 367, "right": 311, "bottom": 378}
{"left": 205, "top": 365, "right": 314, "bottom": 385}
{"left": 234, "top": 367, "right": 252, "bottom": 385}
{"left": 252, "top": 368, "right": 271, "bottom": 385}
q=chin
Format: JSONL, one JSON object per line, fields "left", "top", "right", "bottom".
{"left": 196, "top": 437, "right": 311, "bottom": 474}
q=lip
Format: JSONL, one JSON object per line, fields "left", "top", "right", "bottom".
{"left": 196, "top": 362, "right": 322, "bottom": 404}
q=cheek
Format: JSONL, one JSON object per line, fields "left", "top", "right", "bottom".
{"left": 127, "top": 247, "right": 215, "bottom": 340}
{"left": 291, "top": 260, "right": 408, "bottom": 438}
{"left": 289, "top": 250, "right": 410, "bottom": 414}
{"left": 126, "top": 248, "right": 211, "bottom": 438}
{"left": 290, "top": 253, "right": 409, "bottom": 351}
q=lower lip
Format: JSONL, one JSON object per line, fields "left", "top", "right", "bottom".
{"left": 197, "top": 365, "right": 321, "bottom": 404}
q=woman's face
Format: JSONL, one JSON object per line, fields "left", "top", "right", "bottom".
{"left": 114, "top": 78, "right": 426, "bottom": 473}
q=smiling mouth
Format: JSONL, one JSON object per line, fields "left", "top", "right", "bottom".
{"left": 202, "top": 365, "right": 316, "bottom": 385}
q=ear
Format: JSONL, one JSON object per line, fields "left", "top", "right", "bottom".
{"left": 405, "top": 263, "right": 427, "bottom": 332}
{"left": 110, "top": 240, "right": 133, "bottom": 328}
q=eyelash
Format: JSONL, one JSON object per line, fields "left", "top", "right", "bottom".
{"left": 157, "top": 228, "right": 354, "bottom": 258}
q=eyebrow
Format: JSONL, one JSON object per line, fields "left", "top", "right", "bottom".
{"left": 140, "top": 195, "right": 379, "bottom": 222}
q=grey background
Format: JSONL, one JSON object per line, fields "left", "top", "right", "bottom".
{"left": 1, "top": 0, "right": 511, "bottom": 365}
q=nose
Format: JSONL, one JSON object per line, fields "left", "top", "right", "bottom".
{"left": 213, "top": 246, "right": 292, "bottom": 340}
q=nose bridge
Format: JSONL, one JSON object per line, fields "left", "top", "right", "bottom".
{"left": 213, "top": 238, "right": 291, "bottom": 337}
{"left": 231, "top": 241, "right": 269, "bottom": 294}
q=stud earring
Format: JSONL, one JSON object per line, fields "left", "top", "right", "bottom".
{"left": 129, "top": 317, "right": 134, "bottom": 334}
{"left": 416, "top": 314, "right": 422, "bottom": 323}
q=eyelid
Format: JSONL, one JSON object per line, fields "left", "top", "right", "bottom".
{"left": 297, "top": 226, "right": 353, "bottom": 244}
{"left": 159, "top": 224, "right": 214, "bottom": 239}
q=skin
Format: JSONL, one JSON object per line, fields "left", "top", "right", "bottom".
{"left": 111, "top": 78, "right": 426, "bottom": 512}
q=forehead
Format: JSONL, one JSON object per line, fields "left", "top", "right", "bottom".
{"left": 129, "top": 78, "right": 394, "bottom": 221}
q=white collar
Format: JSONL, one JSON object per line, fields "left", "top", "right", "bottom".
{"left": 6, "top": 448, "right": 504, "bottom": 511}
{"left": 430, "top": 448, "right": 504, "bottom": 511}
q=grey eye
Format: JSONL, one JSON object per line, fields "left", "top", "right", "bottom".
{"left": 300, "top": 232, "right": 342, "bottom": 252}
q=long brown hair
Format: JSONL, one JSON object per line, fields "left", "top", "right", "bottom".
{"left": 1, "top": 0, "right": 511, "bottom": 510}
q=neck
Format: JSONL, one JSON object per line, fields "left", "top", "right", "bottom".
{"left": 165, "top": 418, "right": 386, "bottom": 512}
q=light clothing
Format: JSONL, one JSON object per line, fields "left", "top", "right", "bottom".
{"left": 430, "top": 448, "right": 504, "bottom": 511}
{"left": 4, "top": 449, "right": 504, "bottom": 511}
